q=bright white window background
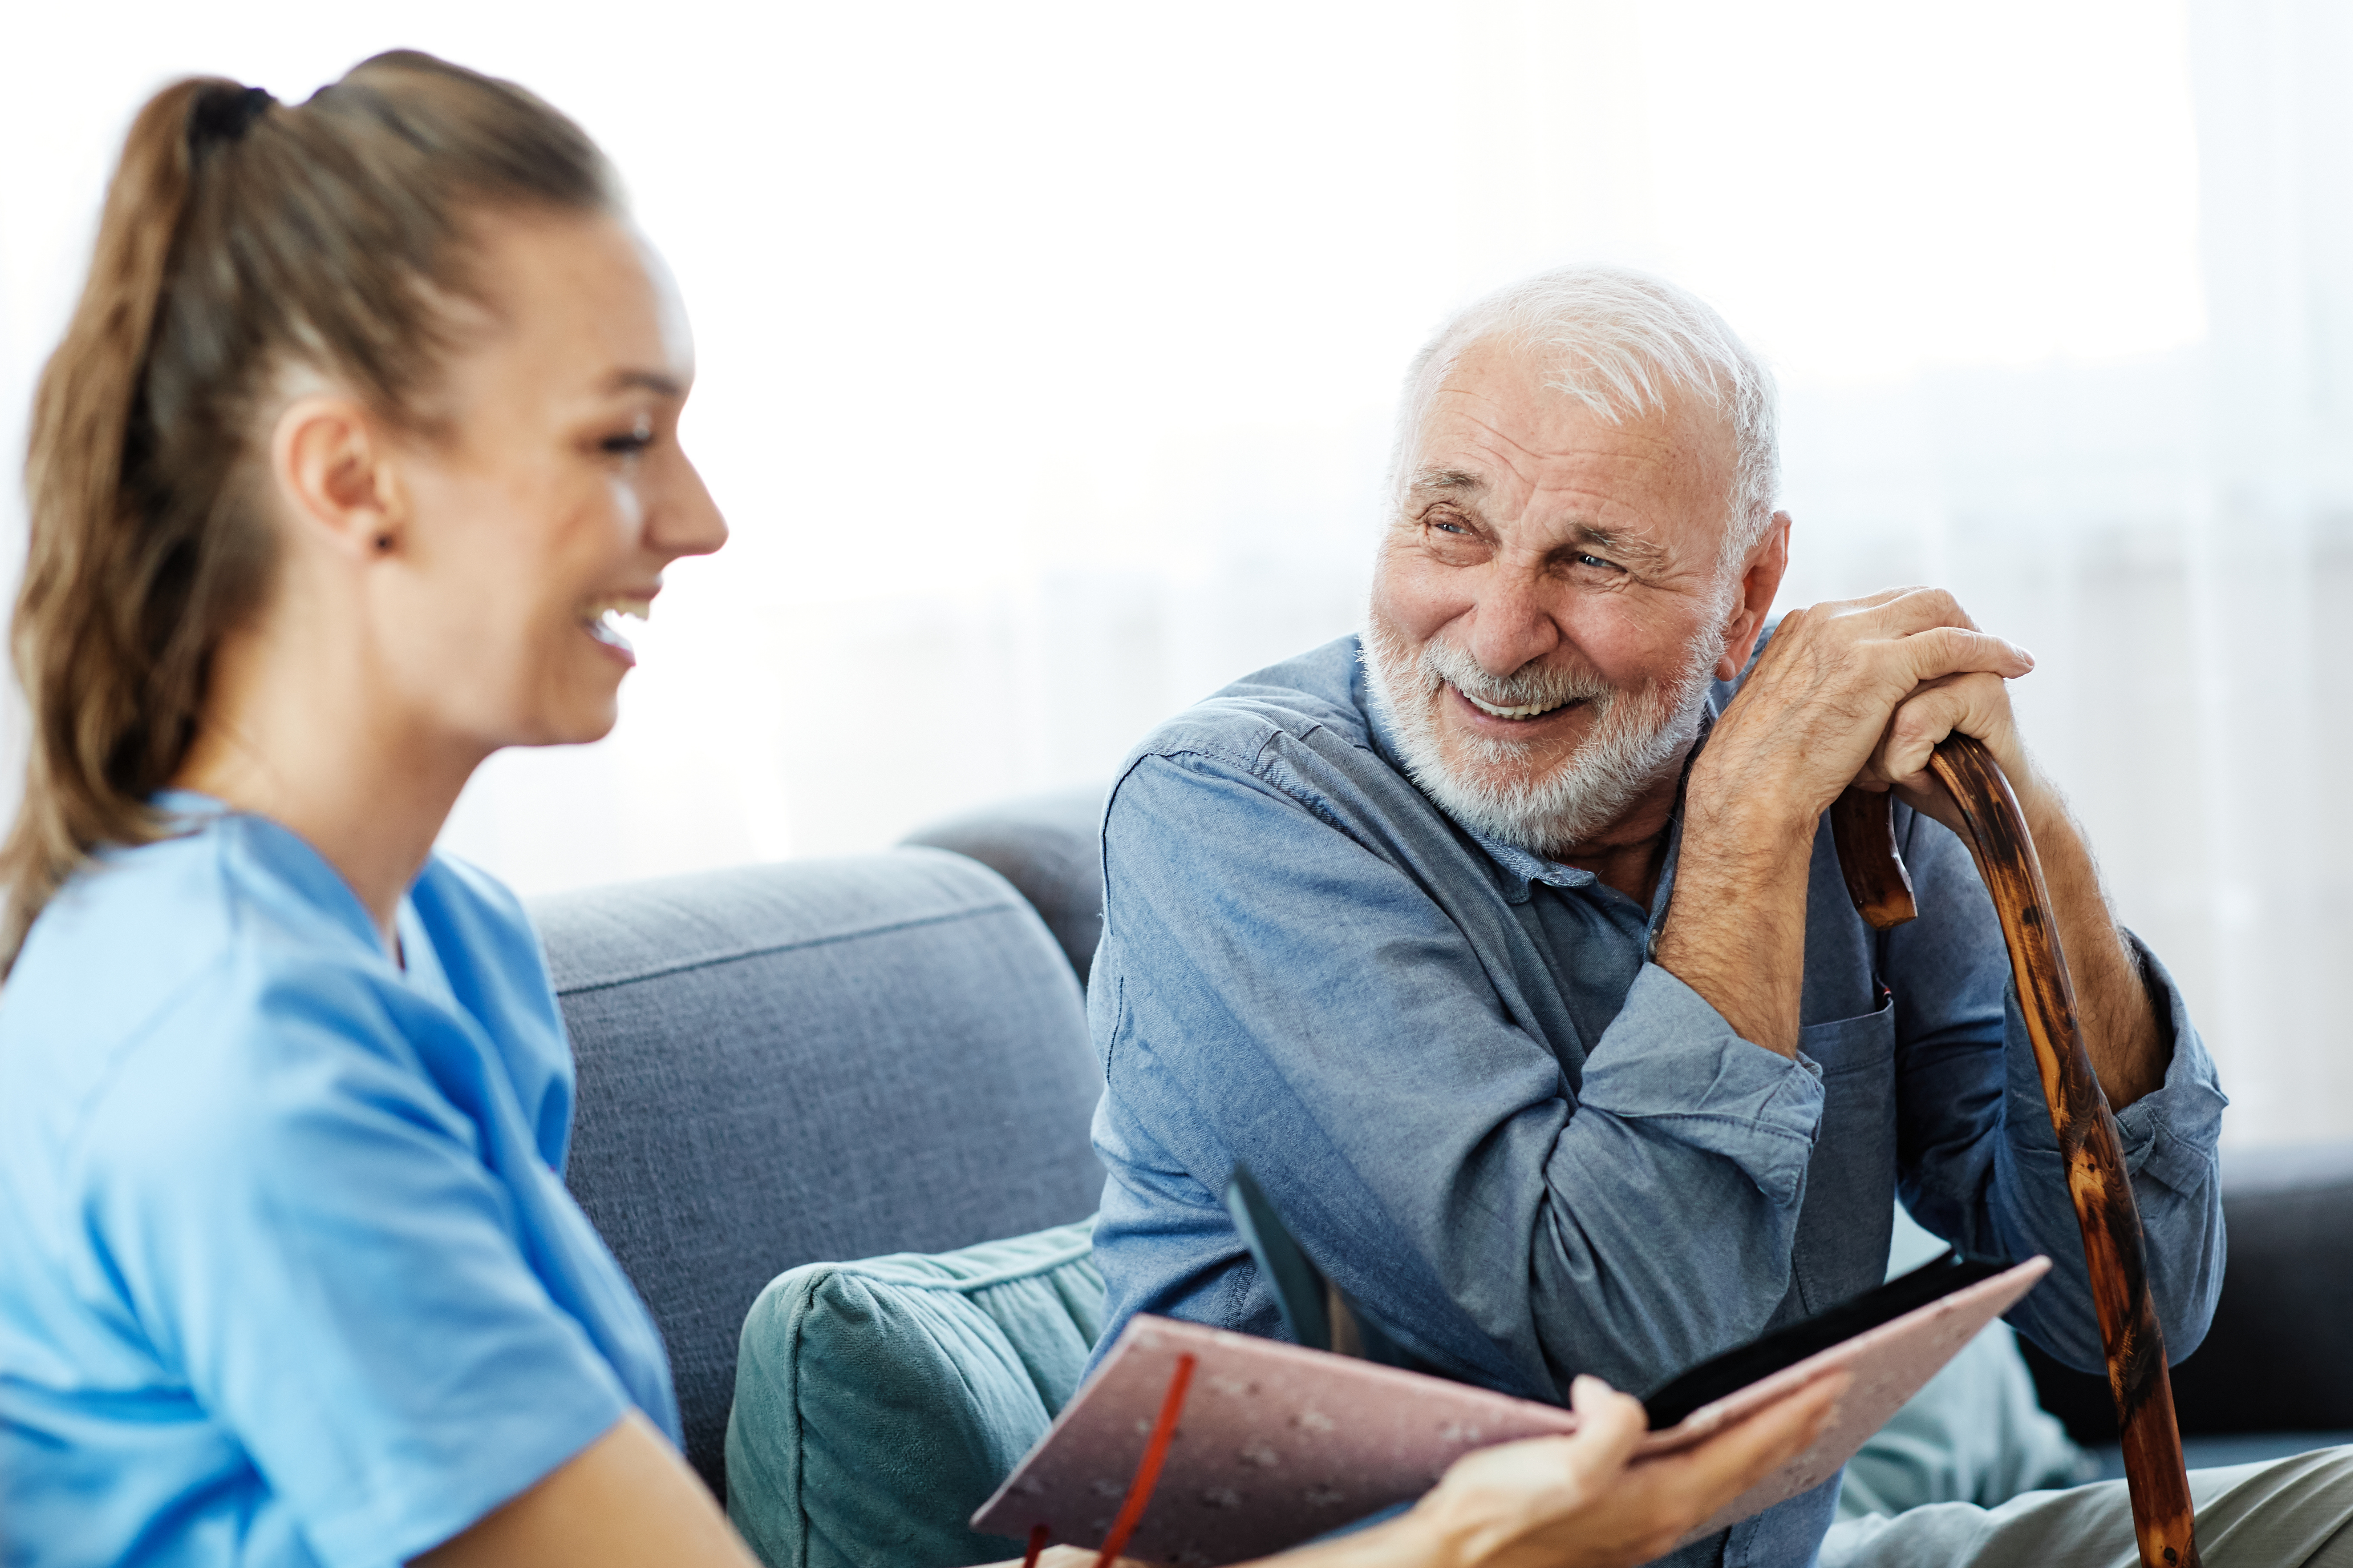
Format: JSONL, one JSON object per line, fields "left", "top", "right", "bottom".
{"left": 4, "top": 0, "right": 2347, "bottom": 1143}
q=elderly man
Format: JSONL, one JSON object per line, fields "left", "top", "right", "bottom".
{"left": 1084, "top": 267, "right": 2353, "bottom": 1566}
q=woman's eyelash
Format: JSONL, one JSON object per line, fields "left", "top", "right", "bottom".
{"left": 600, "top": 418, "right": 656, "bottom": 457}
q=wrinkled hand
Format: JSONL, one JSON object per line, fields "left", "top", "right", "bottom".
{"left": 1655, "top": 588, "right": 2035, "bottom": 1056}
{"left": 1698, "top": 588, "right": 2038, "bottom": 842}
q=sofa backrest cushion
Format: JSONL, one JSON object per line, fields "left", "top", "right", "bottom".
{"left": 532, "top": 850, "right": 1104, "bottom": 1496}
{"left": 726, "top": 1219, "right": 1103, "bottom": 1568}
{"left": 900, "top": 787, "right": 1107, "bottom": 983}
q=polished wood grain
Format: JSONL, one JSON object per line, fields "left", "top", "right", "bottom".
{"left": 1830, "top": 737, "right": 2199, "bottom": 1568}
{"left": 1827, "top": 786, "right": 1918, "bottom": 930}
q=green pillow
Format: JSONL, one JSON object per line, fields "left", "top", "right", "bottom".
{"left": 1835, "top": 1204, "right": 2095, "bottom": 1519}
{"left": 725, "top": 1219, "right": 1104, "bottom": 1568}
{"left": 1834, "top": 1317, "right": 2097, "bottom": 1520}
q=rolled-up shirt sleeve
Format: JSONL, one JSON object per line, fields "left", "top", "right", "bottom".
{"left": 1090, "top": 740, "right": 1827, "bottom": 1400}
{"left": 1883, "top": 806, "right": 2226, "bottom": 1372}
{"left": 1531, "top": 964, "right": 1827, "bottom": 1391}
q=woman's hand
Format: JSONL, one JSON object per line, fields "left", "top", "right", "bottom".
{"left": 1389, "top": 1372, "right": 1846, "bottom": 1568}
{"left": 986, "top": 1371, "right": 1844, "bottom": 1568}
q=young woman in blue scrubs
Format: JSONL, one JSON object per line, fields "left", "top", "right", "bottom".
{"left": 0, "top": 51, "right": 1839, "bottom": 1568}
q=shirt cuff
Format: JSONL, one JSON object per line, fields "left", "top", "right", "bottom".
{"left": 1576, "top": 962, "right": 1827, "bottom": 1206}
{"left": 2002, "top": 929, "right": 2227, "bottom": 1196}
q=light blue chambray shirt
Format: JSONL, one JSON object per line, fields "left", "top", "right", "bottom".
{"left": 1085, "top": 635, "right": 2226, "bottom": 1568}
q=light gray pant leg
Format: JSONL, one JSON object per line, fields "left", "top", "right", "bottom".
{"left": 1818, "top": 1449, "right": 2353, "bottom": 1568}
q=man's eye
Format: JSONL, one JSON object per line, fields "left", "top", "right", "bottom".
{"left": 1574, "top": 553, "right": 1620, "bottom": 572}
{"left": 1415, "top": 511, "right": 1487, "bottom": 562}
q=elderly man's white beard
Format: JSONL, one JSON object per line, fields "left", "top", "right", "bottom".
{"left": 1362, "top": 615, "right": 1724, "bottom": 858}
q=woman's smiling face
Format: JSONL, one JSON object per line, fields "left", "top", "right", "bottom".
{"left": 375, "top": 207, "right": 727, "bottom": 751}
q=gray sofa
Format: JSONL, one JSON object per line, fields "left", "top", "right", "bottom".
{"left": 534, "top": 851, "right": 1103, "bottom": 1496}
{"left": 900, "top": 787, "right": 1107, "bottom": 985}
{"left": 2024, "top": 1140, "right": 2353, "bottom": 1461}
{"left": 535, "top": 788, "right": 2353, "bottom": 1506}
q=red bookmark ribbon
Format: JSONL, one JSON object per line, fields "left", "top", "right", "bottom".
{"left": 1024, "top": 1350, "right": 1198, "bottom": 1568}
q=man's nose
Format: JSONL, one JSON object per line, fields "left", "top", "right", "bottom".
{"left": 1462, "top": 568, "right": 1561, "bottom": 677}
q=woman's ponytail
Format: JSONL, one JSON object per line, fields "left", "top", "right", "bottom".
{"left": 3, "top": 55, "right": 612, "bottom": 970}
{"left": 5, "top": 80, "right": 242, "bottom": 968}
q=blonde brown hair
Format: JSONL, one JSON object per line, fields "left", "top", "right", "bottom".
{"left": 5, "top": 51, "right": 613, "bottom": 967}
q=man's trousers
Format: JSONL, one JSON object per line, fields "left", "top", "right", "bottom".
{"left": 1820, "top": 1448, "right": 2353, "bottom": 1567}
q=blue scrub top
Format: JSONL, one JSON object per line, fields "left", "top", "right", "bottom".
{"left": 0, "top": 799, "right": 680, "bottom": 1568}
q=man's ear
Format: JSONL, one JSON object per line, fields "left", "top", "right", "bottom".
{"left": 1714, "top": 511, "right": 1793, "bottom": 681}
{"left": 267, "top": 393, "right": 405, "bottom": 561}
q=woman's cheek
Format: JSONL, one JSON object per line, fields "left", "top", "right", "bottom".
{"left": 606, "top": 473, "right": 646, "bottom": 540}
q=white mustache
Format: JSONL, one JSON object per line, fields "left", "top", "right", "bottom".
{"left": 1363, "top": 609, "right": 1722, "bottom": 858}
{"left": 1413, "top": 639, "right": 1616, "bottom": 716}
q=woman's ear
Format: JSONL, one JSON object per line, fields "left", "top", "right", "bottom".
{"left": 268, "top": 393, "right": 406, "bottom": 561}
{"left": 1715, "top": 511, "right": 1793, "bottom": 681}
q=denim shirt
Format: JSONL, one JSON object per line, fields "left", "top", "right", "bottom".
{"left": 1085, "top": 635, "right": 2226, "bottom": 1568}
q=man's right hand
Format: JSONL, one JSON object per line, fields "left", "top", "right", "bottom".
{"left": 1656, "top": 588, "right": 2034, "bottom": 1057}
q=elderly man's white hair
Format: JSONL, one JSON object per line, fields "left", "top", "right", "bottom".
{"left": 1389, "top": 265, "right": 1781, "bottom": 575}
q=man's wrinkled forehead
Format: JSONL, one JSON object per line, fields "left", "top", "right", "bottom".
{"left": 1402, "top": 341, "right": 1734, "bottom": 537}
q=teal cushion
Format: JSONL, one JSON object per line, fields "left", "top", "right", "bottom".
{"left": 1834, "top": 1319, "right": 2098, "bottom": 1519}
{"left": 725, "top": 1219, "right": 1103, "bottom": 1568}
{"left": 1836, "top": 1203, "right": 2094, "bottom": 1519}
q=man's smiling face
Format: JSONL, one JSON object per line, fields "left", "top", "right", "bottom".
{"left": 1364, "top": 336, "right": 1746, "bottom": 855}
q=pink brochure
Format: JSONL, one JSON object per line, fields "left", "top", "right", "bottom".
{"left": 972, "top": 1255, "right": 2051, "bottom": 1564}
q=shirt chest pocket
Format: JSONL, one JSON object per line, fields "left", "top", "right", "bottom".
{"left": 1800, "top": 995, "right": 1898, "bottom": 1079}
{"left": 1784, "top": 997, "right": 1900, "bottom": 1317}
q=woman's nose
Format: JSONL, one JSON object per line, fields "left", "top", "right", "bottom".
{"left": 651, "top": 457, "right": 728, "bottom": 560}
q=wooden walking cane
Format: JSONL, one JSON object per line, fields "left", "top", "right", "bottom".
{"left": 1829, "top": 734, "right": 2200, "bottom": 1568}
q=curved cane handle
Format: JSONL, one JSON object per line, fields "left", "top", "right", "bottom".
{"left": 1830, "top": 737, "right": 2199, "bottom": 1568}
